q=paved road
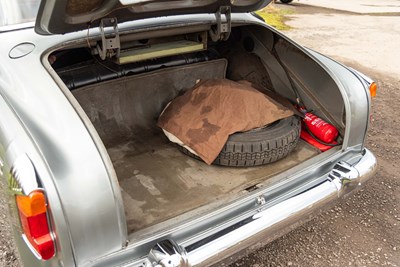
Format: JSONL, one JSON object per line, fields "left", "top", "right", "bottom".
{"left": 231, "top": 2, "right": 400, "bottom": 267}
{"left": 297, "top": 0, "right": 400, "bottom": 14}
{"left": 286, "top": 3, "right": 400, "bottom": 79}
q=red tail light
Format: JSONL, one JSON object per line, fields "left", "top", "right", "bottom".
{"left": 16, "top": 191, "right": 55, "bottom": 260}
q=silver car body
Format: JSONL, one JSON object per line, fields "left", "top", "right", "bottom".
{"left": 0, "top": 6, "right": 377, "bottom": 267}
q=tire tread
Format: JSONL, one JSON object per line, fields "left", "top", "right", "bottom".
{"left": 178, "top": 116, "right": 301, "bottom": 167}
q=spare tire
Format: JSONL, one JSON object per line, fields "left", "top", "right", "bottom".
{"left": 179, "top": 115, "right": 301, "bottom": 167}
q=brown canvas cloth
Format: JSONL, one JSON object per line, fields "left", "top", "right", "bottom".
{"left": 157, "top": 79, "right": 294, "bottom": 165}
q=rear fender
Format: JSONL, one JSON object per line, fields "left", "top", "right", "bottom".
{"left": 0, "top": 94, "right": 75, "bottom": 267}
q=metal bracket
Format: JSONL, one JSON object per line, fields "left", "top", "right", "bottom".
{"left": 256, "top": 195, "right": 266, "bottom": 206}
{"left": 209, "top": 6, "right": 231, "bottom": 42}
{"left": 148, "top": 239, "right": 190, "bottom": 267}
{"left": 328, "top": 161, "right": 359, "bottom": 191}
{"left": 97, "top": 18, "right": 121, "bottom": 60}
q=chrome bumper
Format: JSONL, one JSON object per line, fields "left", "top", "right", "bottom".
{"left": 148, "top": 149, "right": 377, "bottom": 267}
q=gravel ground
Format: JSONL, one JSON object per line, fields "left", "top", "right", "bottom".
{"left": 1, "top": 4, "right": 399, "bottom": 267}
{"left": 0, "top": 185, "right": 19, "bottom": 267}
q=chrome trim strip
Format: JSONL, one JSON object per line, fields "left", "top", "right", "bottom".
{"left": 348, "top": 67, "right": 374, "bottom": 86}
{"left": 0, "top": 22, "right": 35, "bottom": 33}
{"left": 10, "top": 154, "right": 38, "bottom": 195}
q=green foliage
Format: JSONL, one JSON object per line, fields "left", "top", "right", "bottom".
{"left": 256, "top": 5, "right": 294, "bottom": 31}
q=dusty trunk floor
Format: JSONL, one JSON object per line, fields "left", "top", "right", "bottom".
{"left": 107, "top": 134, "right": 318, "bottom": 234}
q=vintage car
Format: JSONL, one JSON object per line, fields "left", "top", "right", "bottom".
{"left": 0, "top": 0, "right": 377, "bottom": 266}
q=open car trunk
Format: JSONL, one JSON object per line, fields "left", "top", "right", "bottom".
{"left": 52, "top": 24, "right": 345, "bottom": 235}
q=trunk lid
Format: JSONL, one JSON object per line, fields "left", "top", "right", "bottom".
{"left": 35, "top": 0, "right": 271, "bottom": 35}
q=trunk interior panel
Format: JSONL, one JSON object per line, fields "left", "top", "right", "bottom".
{"left": 72, "top": 59, "right": 319, "bottom": 233}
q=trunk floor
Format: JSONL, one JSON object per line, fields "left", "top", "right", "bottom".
{"left": 107, "top": 135, "right": 318, "bottom": 234}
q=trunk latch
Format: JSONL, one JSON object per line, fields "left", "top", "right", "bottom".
{"left": 209, "top": 6, "right": 231, "bottom": 42}
{"left": 97, "top": 18, "right": 121, "bottom": 60}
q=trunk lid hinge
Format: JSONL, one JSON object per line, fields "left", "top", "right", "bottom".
{"left": 209, "top": 6, "right": 231, "bottom": 42}
{"left": 97, "top": 18, "right": 121, "bottom": 60}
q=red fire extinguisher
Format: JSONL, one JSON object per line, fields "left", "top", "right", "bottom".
{"left": 298, "top": 107, "right": 338, "bottom": 144}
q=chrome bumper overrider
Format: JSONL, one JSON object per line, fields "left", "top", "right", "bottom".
{"left": 146, "top": 149, "right": 377, "bottom": 267}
